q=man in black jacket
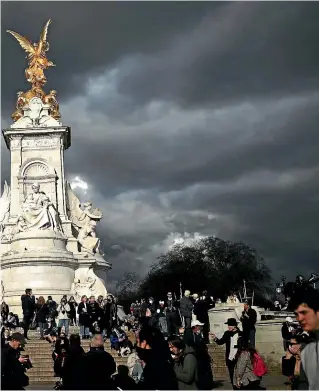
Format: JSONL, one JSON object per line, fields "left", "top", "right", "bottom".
{"left": 1, "top": 332, "right": 29, "bottom": 390}
{"left": 21, "top": 289, "right": 35, "bottom": 340}
{"left": 82, "top": 334, "right": 116, "bottom": 389}
{"left": 240, "top": 301, "right": 257, "bottom": 348}
{"left": 211, "top": 318, "right": 242, "bottom": 389}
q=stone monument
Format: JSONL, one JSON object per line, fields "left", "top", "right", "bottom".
{"left": 1, "top": 19, "right": 111, "bottom": 315}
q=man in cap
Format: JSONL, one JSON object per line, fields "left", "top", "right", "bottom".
{"left": 1, "top": 332, "right": 30, "bottom": 389}
{"left": 183, "top": 320, "right": 213, "bottom": 390}
{"left": 211, "top": 318, "right": 242, "bottom": 388}
{"left": 179, "top": 290, "right": 194, "bottom": 329}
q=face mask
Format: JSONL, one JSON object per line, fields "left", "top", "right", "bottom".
{"left": 171, "top": 353, "right": 176, "bottom": 359}
{"left": 149, "top": 300, "right": 153, "bottom": 304}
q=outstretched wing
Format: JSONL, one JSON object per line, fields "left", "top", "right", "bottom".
{"left": 6, "top": 30, "right": 35, "bottom": 55}
{"left": 65, "top": 181, "right": 86, "bottom": 228}
{"left": 38, "top": 19, "right": 51, "bottom": 53}
{"left": 0, "top": 181, "right": 11, "bottom": 226}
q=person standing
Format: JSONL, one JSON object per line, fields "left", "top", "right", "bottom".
{"left": 240, "top": 301, "right": 257, "bottom": 348}
{"left": 104, "top": 295, "right": 117, "bottom": 336}
{"left": 88, "top": 296, "right": 102, "bottom": 334}
{"left": 35, "top": 296, "right": 49, "bottom": 340}
{"left": 194, "top": 291, "right": 214, "bottom": 343}
{"left": 183, "top": 320, "right": 213, "bottom": 390}
{"left": 180, "top": 290, "right": 194, "bottom": 329}
{"left": 168, "top": 336, "right": 198, "bottom": 390}
{"left": 165, "top": 292, "right": 179, "bottom": 336}
{"left": 78, "top": 295, "right": 91, "bottom": 339}
{"left": 21, "top": 288, "right": 35, "bottom": 340}
{"left": 67, "top": 296, "right": 78, "bottom": 326}
{"left": 211, "top": 318, "right": 242, "bottom": 388}
{"left": 157, "top": 300, "right": 168, "bottom": 335}
{"left": 57, "top": 297, "right": 71, "bottom": 336}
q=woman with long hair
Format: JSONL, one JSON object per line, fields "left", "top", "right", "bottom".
{"left": 233, "top": 337, "right": 261, "bottom": 389}
{"left": 36, "top": 296, "right": 49, "bottom": 339}
{"left": 68, "top": 296, "right": 78, "bottom": 326}
{"left": 77, "top": 295, "right": 91, "bottom": 339}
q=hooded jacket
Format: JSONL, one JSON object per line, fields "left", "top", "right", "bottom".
{"left": 300, "top": 331, "right": 319, "bottom": 390}
{"left": 173, "top": 345, "right": 198, "bottom": 390}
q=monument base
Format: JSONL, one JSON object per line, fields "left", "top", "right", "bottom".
{"left": 1, "top": 230, "right": 77, "bottom": 317}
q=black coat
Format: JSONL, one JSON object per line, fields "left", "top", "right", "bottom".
{"left": 88, "top": 302, "right": 102, "bottom": 324}
{"left": 35, "top": 303, "right": 49, "bottom": 323}
{"left": 62, "top": 345, "right": 85, "bottom": 390}
{"left": 82, "top": 348, "right": 116, "bottom": 390}
{"left": 240, "top": 308, "right": 257, "bottom": 330}
{"left": 77, "top": 302, "right": 91, "bottom": 327}
{"left": 193, "top": 299, "right": 211, "bottom": 322}
{"left": 21, "top": 295, "right": 35, "bottom": 317}
{"left": 180, "top": 296, "right": 193, "bottom": 318}
{"left": 1, "top": 345, "right": 29, "bottom": 390}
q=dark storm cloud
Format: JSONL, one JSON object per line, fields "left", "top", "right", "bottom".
{"left": 111, "top": 2, "right": 319, "bottom": 109}
{"left": 1, "top": 1, "right": 219, "bottom": 112}
{"left": 2, "top": 1, "right": 319, "bottom": 286}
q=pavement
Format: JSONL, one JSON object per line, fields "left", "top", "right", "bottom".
{"left": 27, "top": 375, "right": 290, "bottom": 390}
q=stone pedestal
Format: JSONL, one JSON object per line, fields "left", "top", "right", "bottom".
{"left": 1, "top": 112, "right": 111, "bottom": 315}
{"left": 1, "top": 230, "right": 77, "bottom": 316}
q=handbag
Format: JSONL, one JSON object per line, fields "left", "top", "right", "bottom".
{"left": 282, "top": 355, "right": 296, "bottom": 376}
{"left": 29, "top": 313, "right": 38, "bottom": 330}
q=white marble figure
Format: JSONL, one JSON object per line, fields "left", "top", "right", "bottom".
{"left": 17, "top": 182, "right": 62, "bottom": 232}
{"left": 71, "top": 276, "right": 97, "bottom": 302}
{"left": 66, "top": 182, "right": 103, "bottom": 254}
{"left": 0, "top": 181, "right": 11, "bottom": 235}
{"left": 11, "top": 96, "right": 61, "bottom": 129}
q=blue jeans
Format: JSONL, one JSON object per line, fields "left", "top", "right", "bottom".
{"left": 38, "top": 322, "right": 47, "bottom": 338}
{"left": 80, "top": 325, "right": 90, "bottom": 337}
{"left": 58, "top": 319, "right": 70, "bottom": 336}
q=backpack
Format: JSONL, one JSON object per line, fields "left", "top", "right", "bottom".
{"left": 253, "top": 352, "right": 267, "bottom": 377}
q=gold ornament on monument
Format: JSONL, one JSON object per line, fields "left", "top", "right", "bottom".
{"left": 7, "top": 19, "right": 61, "bottom": 122}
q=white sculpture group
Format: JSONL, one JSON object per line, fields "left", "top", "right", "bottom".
{"left": 0, "top": 180, "right": 103, "bottom": 256}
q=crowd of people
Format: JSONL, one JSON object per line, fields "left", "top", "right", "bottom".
{"left": 1, "top": 286, "right": 319, "bottom": 390}
{"left": 1, "top": 289, "right": 119, "bottom": 340}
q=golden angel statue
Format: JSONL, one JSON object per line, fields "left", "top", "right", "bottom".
{"left": 7, "top": 19, "right": 55, "bottom": 89}
{"left": 66, "top": 182, "right": 103, "bottom": 255}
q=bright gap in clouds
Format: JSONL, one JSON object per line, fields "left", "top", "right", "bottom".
{"left": 70, "top": 176, "right": 89, "bottom": 194}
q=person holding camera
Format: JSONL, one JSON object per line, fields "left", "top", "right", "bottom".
{"left": 57, "top": 298, "right": 71, "bottom": 337}
{"left": 1, "top": 332, "right": 31, "bottom": 390}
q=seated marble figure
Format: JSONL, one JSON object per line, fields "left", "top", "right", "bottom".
{"left": 17, "top": 182, "right": 62, "bottom": 232}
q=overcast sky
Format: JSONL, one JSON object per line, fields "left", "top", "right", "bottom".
{"left": 2, "top": 2, "right": 319, "bottom": 290}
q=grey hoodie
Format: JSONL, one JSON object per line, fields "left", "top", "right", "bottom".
{"left": 301, "top": 331, "right": 319, "bottom": 390}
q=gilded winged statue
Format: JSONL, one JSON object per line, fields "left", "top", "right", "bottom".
{"left": 66, "top": 182, "right": 103, "bottom": 254}
{"left": 7, "top": 19, "right": 61, "bottom": 122}
{"left": 7, "top": 19, "right": 55, "bottom": 88}
{"left": 0, "top": 181, "right": 11, "bottom": 234}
